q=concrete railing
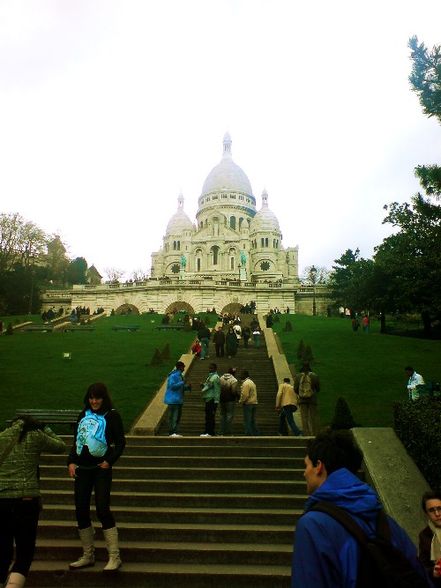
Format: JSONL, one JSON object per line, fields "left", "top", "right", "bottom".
{"left": 353, "top": 427, "right": 430, "bottom": 546}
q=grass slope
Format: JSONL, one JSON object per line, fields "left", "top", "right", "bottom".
{"left": 1, "top": 313, "right": 439, "bottom": 431}
{"left": 0, "top": 314, "right": 195, "bottom": 430}
{"left": 276, "top": 314, "right": 441, "bottom": 427}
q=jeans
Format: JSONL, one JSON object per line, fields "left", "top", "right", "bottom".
{"left": 74, "top": 466, "right": 115, "bottom": 530}
{"left": 242, "top": 404, "right": 259, "bottom": 435}
{"left": 0, "top": 497, "right": 40, "bottom": 582}
{"left": 168, "top": 404, "right": 183, "bottom": 434}
{"left": 279, "top": 406, "right": 302, "bottom": 435}
{"left": 220, "top": 401, "right": 236, "bottom": 435}
{"left": 200, "top": 337, "right": 209, "bottom": 359}
{"left": 204, "top": 399, "right": 218, "bottom": 435}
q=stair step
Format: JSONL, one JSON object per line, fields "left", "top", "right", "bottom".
{"left": 35, "top": 538, "right": 292, "bottom": 565}
{"left": 41, "top": 488, "right": 307, "bottom": 509}
{"left": 37, "top": 519, "right": 294, "bottom": 543}
{"left": 28, "top": 560, "right": 291, "bottom": 588}
{"left": 40, "top": 504, "right": 304, "bottom": 525}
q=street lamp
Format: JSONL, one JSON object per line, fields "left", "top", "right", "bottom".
{"left": 310, "top": 265, "right": 317, "bottom": 316}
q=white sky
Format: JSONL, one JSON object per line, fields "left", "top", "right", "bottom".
{"left": 1, "top": 0, "right": 441, "bottom": 280}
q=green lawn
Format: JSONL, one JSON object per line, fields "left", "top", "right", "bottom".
{"left": 275, "top": 314, "right": 441, "bottom": 427}
{"left": 1, "top": 312, "right": 439, "bottom": 432}
{"left": 0, "top": 314, "right": 196, "bottom": 431}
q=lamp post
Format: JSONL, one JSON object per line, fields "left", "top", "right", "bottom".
{"left": 310, "top": 265, "right": 317, "bottom": 316}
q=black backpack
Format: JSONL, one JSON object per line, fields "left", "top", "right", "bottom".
{"left": 310, "top": 501, "right": 430, "bottom": 588}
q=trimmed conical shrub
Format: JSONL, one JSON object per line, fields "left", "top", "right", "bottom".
{"left": 331, "top": 397, "right": 357, "bottom": 430}
{"left": 161, "top": 343, "right": 171, "bottom": 360}
{"left": 150, "top": 348, "right": 163, "bottom": 366}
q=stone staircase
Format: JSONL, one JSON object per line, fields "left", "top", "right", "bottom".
{"left": 29, "top": 436, "right": 308, "bottom": 587}
{"left": 157, "top": 329, "right": 284, "bottom": 436}
{"left": 27, "top": 324, "right": 308, "bottom": 587}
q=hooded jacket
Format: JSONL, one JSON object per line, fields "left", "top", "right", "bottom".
{"left": 164, "top": 368, "right": 186, "bottom": 405}
{"left": 0, "top": 420, "right": 65, "bottom": 498}
{"left": 292, "top": 468, "right": 426, "bottom": 588}
{"left": 219, "top": 373, "right": 239, "bottom": 402}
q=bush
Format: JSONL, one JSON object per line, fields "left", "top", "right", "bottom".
{"left": 393, "top": 397, "right": 441, "bottom": 489}
{"left": 331, "top": 397, "right": 358, "bottom": 429}
{"left": 150, "top": 348, "right": 163, "bottom": 366}
{"left": 6, "top": 322, "right": 13, "bottom": 335}
{"left": 297, "top": 339, "right": 305, "bottom": 361}
{"left": 161, "top": 343, "right": 171, "bottom": 360}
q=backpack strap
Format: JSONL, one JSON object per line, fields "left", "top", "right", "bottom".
{"left": 309, "top": 501, "right": 371, "bottom": 546}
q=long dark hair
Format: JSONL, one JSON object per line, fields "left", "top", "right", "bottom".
{"left": 82, "top": 382, "right": 114, "bottom": 413}
{"left": 13, "top": 415, "right": 45, "bottom": 443}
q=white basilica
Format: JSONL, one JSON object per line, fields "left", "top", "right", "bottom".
{"left": 42, "top": 134, "right": 331, "bottom": 315}
{"left": 150, "top": 133, "right": 299, "bottom": 284}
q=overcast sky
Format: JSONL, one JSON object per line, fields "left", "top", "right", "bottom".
{"left": 1, "top": 0, "right": 441, "bottom": 280}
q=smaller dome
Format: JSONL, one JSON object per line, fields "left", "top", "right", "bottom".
{"left": 250, "top": 190, "right": 280, "bottom": 232}
{"left": 166, "top": 194, "right": 194, "bottom": 235}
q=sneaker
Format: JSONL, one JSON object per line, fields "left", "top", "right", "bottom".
{"left": 169, "top": 433, "right": 183, "bottom": 437}
{"left": 200, "top": 433, "right": 211, "bottom": 437}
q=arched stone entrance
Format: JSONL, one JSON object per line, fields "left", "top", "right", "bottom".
{"left": 115, "top": 303, "right": 140, "bottom": 315}
{"left": 165, "top": 301, "right": 195, "bottom": 315}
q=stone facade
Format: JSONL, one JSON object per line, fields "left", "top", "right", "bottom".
{"left": 41, "top": 134, "right": 331, "bottom": 315}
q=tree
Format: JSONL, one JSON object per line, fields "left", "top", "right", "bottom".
{"left": 301, "top": 265, "right": 329, "bottom": 285}
{"left": 0, "top": 212, "right": 47, "bottom": 274}
{"left": 131, "top": 269, "right": 149, "bottom": 282}
{"left": 367, "top": 37, "right": 441, "bottom": 336}
{"left": 67, "top": 257, "right": 88, "bottom": 285}
{"left": 329, "top": 249, "right": 375, "bottom": 313}
{"left": 45, "top": 235, "right": 70, "bottom": 286}
{"left": 376, "top": 196, "right": 441, "bottom": 334}
{"left": 409, "top": 36, "right": 441, "bottom": 198}
{"left": 105, "top": 267, "right": 124, "bottom": 283}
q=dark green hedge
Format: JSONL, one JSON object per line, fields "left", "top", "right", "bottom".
{"left": 393, "top": 397, "right": 441, "bottom": 489}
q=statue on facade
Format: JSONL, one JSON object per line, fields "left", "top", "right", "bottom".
{"left": 180, "top": 254, "right": 187, "bottom": 269}
{"left": 240, "top": 250, "right": 247, "bottom": 266}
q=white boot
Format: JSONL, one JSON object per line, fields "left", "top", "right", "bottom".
{"left": 69, "top": 526, "right": 95, "bottom": 569}
{"left": 103, "top": 527, "right": 122, "bottom": 571}
{"left": 5, "top": 573, "right": 26, "bottom": 588}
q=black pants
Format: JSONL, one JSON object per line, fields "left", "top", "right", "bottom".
{"left": 215, "top": 343, "right": 225, "bottom": 357}
{"left": 0, "top": 497, "right": 40, "bottom": 582}
{"left": 204, "top": 399, "right": 218, "bottom": 435}
{"left": 74, "top": 466, "right": 115, "bottom": 530}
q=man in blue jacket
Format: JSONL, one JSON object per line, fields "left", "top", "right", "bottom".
{"left": 292, "top": 430, "right": 428, "bottom": 587}
{"left": 163, "top": 361, "right": 190, "bottom": 437}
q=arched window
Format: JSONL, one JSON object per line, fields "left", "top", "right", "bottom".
{"left": 261, "top": 238, "right": 264, "bottom": 248}
{"left": 230, "top": 257, "right": 235, "bottom": 270}
{"left": 230, "top": 216, "right": 236, "bottom": 230}
{"left": 197, "top": 258, "right": 201, "bottom": 272}
{"left": 265, "top": 238, "right": 269, "bottom": 247}
{"left": 211, "top": 245, "right": 220, "bottom": 266}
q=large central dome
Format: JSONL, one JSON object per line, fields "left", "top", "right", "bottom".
{"left": 201, "top": 133, "right": 253, "bottom": 196}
